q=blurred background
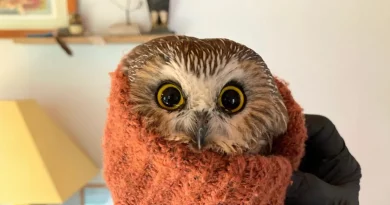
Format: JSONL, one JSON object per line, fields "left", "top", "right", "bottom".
{"left": 0, "top": 0, "right": 389, "bottom": 204}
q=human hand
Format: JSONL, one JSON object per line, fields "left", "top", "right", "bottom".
{"left": 285, "top": 114, "right": 362, "bottom": 205}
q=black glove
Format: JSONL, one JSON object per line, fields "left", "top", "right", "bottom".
{"left": 285, "top": 114, "right": 362, "bottom": 205}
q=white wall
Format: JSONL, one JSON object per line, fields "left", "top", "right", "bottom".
{"left": 1, "top": 0, "right": 389, "bottom": 204}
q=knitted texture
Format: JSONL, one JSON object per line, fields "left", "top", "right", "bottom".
{"left": 102, "top": 65, "right": 307, "bottom": 205}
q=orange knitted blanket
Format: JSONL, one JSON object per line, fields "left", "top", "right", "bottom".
{"left": 103, "top": 65, "right": 307, "bottom": 205}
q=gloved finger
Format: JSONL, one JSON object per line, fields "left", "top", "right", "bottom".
{"left": 303, "top": 114, "right": 344, "bottom": 159}
{"left": 285, "top": 171, "right": 310, "bottom": 199}
{"left": 286, "top": 171, "right": 334, "bottom": 205}
{"left": 285, "top": 171, "right": 352, "bottom": 205}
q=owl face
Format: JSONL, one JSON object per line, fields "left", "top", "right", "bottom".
{"left": 122, "top": 36, "right": 288, "bottom": 154}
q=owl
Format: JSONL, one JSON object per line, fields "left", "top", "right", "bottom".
{"left": 121, "top": 35, "right": 288, "bottom": 155}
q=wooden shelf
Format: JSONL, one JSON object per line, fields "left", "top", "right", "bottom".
{"left": 11, "top": 34, "right": 173, "bottom": 45}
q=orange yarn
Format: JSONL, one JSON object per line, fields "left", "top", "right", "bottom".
{"left": 102, "top": 64, "right": 307, "bottom": 205}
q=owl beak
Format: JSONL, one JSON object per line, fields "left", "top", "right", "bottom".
{"left": 197, "top": 126, "right": 208, "bottom": 150}
{"left": 194, "top": 111, "right": 210, "bottom": 150}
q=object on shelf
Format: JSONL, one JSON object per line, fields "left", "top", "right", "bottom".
{"left": 108, "top": 0, "right": 143, "bottom": 35}
{"left": 55, "top": 35, "right": 73, "bottom": 56}
{"left": 17, "top": 29, "right": 73, "bottom": 56}
{"left": 53, "top": 12, "right": 86, "bottom": 56}
{"left": 68, "top": 13, "right": 85, "bottom": 36}
{"left": 146, "top": 0, "right": 174, "bottom": 34}
{"left": 27, "top": 32, "right": 55, "bottom": 38}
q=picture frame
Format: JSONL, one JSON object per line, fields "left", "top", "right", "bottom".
{"left": 0, "top": 0, "right": 78, "bottom": 37}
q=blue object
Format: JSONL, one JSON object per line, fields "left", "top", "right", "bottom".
{"left": 27, "top": 32, "right": 54, "bottom": 38}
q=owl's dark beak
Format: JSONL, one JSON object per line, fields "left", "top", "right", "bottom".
{"left": 194, "top": 111, "right": 210, "bottom": 150}
{"left": 197, "top": 126, "right": 208, "bottom": 150}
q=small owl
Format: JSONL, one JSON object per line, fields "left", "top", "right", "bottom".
{"left": 121, "top": 35, "right": 288, "bottom": 155}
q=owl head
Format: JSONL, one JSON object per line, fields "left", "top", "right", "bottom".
{"left": 121, "top": 35, "right": 288, "bottom": 155}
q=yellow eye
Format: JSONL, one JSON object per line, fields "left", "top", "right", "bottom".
{"left": 156, "top": 83, "right": 185, "bottom": 111}
{"left": 218, "top": 85, "right": 245, "bottom": 113}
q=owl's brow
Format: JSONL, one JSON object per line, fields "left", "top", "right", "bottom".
{"left": 127, "top": 53, "right": 154, "bottom": 82}
{"left": 124, "top": 36, "right": 279, "bottom": 99}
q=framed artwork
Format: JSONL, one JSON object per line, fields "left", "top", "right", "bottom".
{"left": 0, "top": 0, "right": 77, "bottom": 37}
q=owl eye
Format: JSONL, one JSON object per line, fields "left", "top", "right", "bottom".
{"left": 218, "top": 85, "right": 245, "bottom": 113}
{"left": 156, "top": 83, "right": 185, "bottom": 110}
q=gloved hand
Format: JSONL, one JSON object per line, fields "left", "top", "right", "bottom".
{"left": 285, "top": 114, "right": 362, "bottom": 205}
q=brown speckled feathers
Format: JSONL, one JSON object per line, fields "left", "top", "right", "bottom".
{"left": 119, "top": 36, "right": 290, "bottom": 155}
